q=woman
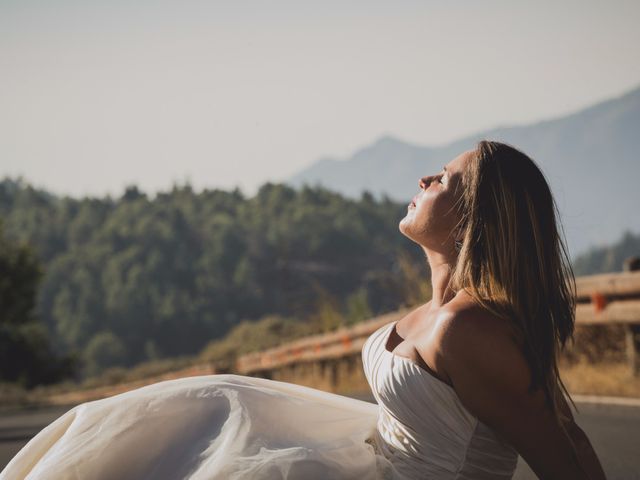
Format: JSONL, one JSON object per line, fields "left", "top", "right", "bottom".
{"left": 1, "top": 141, "right": 605, "bottom": 480}
{"left": 366, "top": 140, "right": 606, "bottom": 479}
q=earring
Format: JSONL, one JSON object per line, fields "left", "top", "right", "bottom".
{"left": 454, "top": 240, "right": 463, "bottom": 251}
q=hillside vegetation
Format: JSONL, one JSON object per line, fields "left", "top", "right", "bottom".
{"left": 0, "top": 178, "right": 429, "bottom": 382}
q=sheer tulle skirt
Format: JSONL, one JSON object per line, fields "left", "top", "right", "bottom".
{"left": 1, "top": 374, "right": 397, "bottom": 480}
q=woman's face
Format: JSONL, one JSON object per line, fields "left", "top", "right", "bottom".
{"left": 399, "top": 149, "right": 473, "bottom": 252}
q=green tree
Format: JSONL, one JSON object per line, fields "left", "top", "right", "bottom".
{"left": 83, "top": 331, "right": 127, "bottom": 377}
{"left": 345, "top": 287, "right": 373, "bottom": 326}
{"left": 0, "top": 220, "right": 77, "bottom": 387}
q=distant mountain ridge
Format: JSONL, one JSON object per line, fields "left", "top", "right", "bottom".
{"left": 287, "top": 85, "right": 640, "bottom": 258}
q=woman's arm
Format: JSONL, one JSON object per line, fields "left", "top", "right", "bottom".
{"left": 557, "top": 394, "right": 607, "bottom": 480}
{"left": 435, "top": 309, "right": 607, "bottom": 479}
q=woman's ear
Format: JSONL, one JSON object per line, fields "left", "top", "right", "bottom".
{"left": 453, "top": 224, "right": 464, "bottom": 251}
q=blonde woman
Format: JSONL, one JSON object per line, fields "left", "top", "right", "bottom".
{"left": 364, "top": 140, "right": 606, "bottom": 478}
{"left": 2, "top": 141, "right": 605, "bottom": 480}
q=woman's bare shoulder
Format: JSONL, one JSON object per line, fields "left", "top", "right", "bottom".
{"left": 438, "top": 291, "right": 518, "bottom": 338}
{"left": 436, "top": 296, "right": 532, "bottom": 391}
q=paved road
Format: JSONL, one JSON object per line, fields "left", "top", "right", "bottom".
{"left": 513, "top": 401, "right": 640, "bottom": 479}
{"left": 1, "top": 399, "right": 639, "bottom": 478}
{"left": 0, "top": 404, "right": 74, "bottom": 473}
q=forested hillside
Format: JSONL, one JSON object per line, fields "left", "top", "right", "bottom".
{"left": 0, "top": 178, "right": 427, "bottom": 379}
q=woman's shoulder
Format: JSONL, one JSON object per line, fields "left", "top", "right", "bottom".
{"left": 440, "top": 292, "right": 522, "bottom": 344}
{"left": 437, "top": 294, "right": 532, "bottom": 389}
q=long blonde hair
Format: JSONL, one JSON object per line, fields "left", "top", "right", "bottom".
{"left": 449, "top": 140, "right": 576, "bottom": 425}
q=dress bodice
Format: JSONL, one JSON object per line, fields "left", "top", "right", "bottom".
{"left": 362, "top": 321, "right": 518, "bottom": 479}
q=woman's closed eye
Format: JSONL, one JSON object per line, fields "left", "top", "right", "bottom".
{"left": 420, "top": 175, "right": 444, "bottom": 189}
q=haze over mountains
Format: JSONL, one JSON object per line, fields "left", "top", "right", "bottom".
{"left": 287, "top": 85, "right": 640, "bottom": 259}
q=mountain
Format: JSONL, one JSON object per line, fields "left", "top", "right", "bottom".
{"left": 287, "top": 85, "right": 640, "bottom": 259}
{"left": 572, "top": 230, "right": 640, "bottom": 276}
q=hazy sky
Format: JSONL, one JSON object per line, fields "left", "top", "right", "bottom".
{"left": 2, "top": 0, "right": 639, "bottom": 198}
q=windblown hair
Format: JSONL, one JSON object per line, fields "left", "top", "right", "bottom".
{"left": 449, "top": 140, "right": 576, "bottom": 425}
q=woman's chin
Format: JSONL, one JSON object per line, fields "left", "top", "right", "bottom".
{"left": 401, "top": 206, "right": 416, "bottom": 220}
{"left": 398, "top": 215, "right": 414, "bottom": 236}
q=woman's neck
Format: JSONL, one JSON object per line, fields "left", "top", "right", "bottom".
{"left": 423, "top": 247, "right": 458, "bottom": 308}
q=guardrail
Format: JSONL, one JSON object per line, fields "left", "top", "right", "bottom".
{"left": 238, "top": 269, "right": 640, "bottom": 376}
{"left": 236, "top": 309, "right": 410, "bottom": 375}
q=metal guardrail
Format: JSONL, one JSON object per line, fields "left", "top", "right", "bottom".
{"left": 236, "top": 309, "right": 411, "bottom": 374}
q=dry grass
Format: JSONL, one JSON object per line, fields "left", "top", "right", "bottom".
{"left": 563, "top": 324, "right": 627, "bottom": 364}
{"left": 560, "top": 360, "right": 640, "bottom": 398}
{"left": 556, "top": 323, "right": 640, "bottom": 398}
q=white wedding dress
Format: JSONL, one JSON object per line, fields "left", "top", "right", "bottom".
{"left": 1, "top": 321, "right": 518, "bottom": 479}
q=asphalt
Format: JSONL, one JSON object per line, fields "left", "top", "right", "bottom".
{"left": 513, "top": 401, "right": 640, "bottom": 479}
{"left": 1, "top": 397, "right": 639, "bottom": 478}
{"left": 0, "top": 404, "right": 74, "bottom": 473}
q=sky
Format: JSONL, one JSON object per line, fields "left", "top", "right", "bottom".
{"left": 1, "top": 0, "right": 639, "bottom": 199}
